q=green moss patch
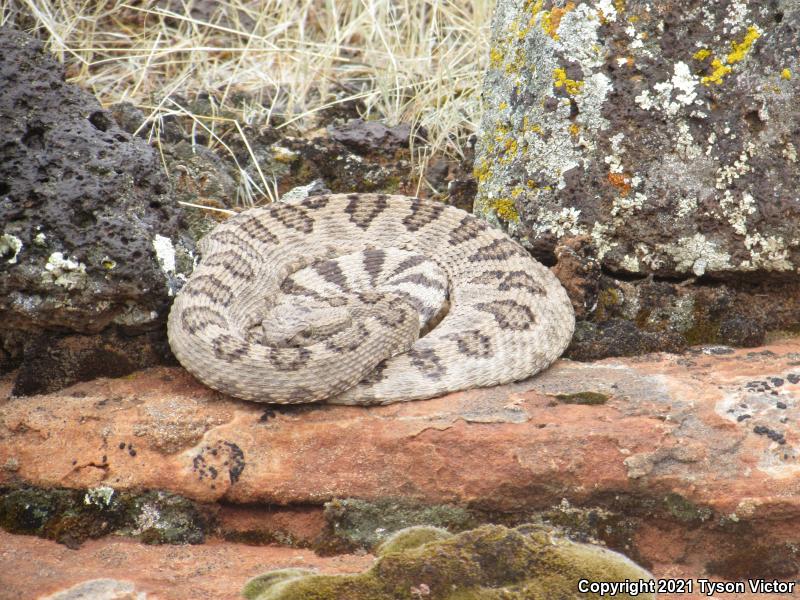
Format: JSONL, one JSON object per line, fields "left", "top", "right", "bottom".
{"left": 554, "top": 391, "right": 610, "bottom": 405}
{"left": 244, "top": 524, "right": 654, "bottom": 600}
{"left": 319, "top": 498, "right": 478, "bottom": 553}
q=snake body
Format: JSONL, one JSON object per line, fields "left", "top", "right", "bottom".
{"left": 167, "top": 194, "right": 574, "bottom": 405}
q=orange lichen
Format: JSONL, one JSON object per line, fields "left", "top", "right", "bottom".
{"left": 607, "top": 172, "right": 632, "bottom": 197}
{"left": 541, "top": 2, "right": 575, "bottom": 39}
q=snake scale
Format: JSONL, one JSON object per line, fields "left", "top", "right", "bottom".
{"left": 167, "top": 194, "right": 574, "bottom": 405}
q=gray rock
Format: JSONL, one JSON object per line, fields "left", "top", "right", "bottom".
{"left": 0, "top": 27, "right": 193, "bottom": 387}
{"left": 475, "top": 0, "right": 800, "bottom": 351}
{"left": 477, "top": 0, "right": 799, "bottom": 276}
{"left": 40, "top": 578, "right": 146, "bottom": 600}
{"left": 329, "top": 118, "right": 416, "bottom": 155}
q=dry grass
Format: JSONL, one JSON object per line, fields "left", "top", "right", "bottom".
{"left": 1, "top": 0, "right": 493, "bottom": 201}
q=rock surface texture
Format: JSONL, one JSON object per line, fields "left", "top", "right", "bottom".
{"left": 0, "top": 27, "right": 193, "bottom": 388}
{"left": 475, "top": 0, "right": 800, "bottom": 351}
{"left": 4, "top": 339, "right": 800, "bottom": 579}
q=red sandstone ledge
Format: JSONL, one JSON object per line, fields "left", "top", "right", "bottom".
{"left": 2, "top": 339, "right": 800, "bottom": 520}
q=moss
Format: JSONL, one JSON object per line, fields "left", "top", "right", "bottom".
{"left": 127, "top": 491, "right": 209, "bottom": 545}
{"left": 376, "top": 525, "right": 452, "bottom": 556}
{"left": 223, "top": 528, "right": 303, "bottom": 548}
{"left": 319, "top": 498, "right": 477, "bottom": 554}
{"left": 0, "top": 487, "right": 128, "bottom": 548}
{"left": 243, "top": 569, "right": 318, "bottom": 600}
{"left": 706, "top": 543, "right": 800, "bottom": 580}
{"left": 555, "top": 391, "right": 609, "bottom": 405}
{"left": 683, "top": 313, "right": 721, "bottom": 346}
{"left": 594, "top": 287, "right": 623, "bottom": 321}
{"left": 244, "top": 525, "right": 654, "bottom": 600}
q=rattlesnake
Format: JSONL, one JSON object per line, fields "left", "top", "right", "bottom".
{"left": 167, "top": 194, "right": 574, "bottom": 405}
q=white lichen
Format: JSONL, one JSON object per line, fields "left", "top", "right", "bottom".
{"left": 596, "top": 0, "right": 617, "bottom": 21}
{"left": 84, "top": 486, "right": 115, "bottom": 507}
{"left": 620, "top": 254, "right": 641, "bottom": 273}
{"left": 723, "top": 0, "right": 750, "bottom": 34}
{"left": 719, "top": 190, "right": 756, "bottom": 236}
{"left": 0, "top": 234, "right": 22, "bottom": 264}
{"left": 43, "top": 251, "right": 88, "bottom": 289}
{"left": 605, "top": 132, "right": 626, "bottom": 173}
{"left": 784, "top": 142, "right": 797, "bottom": 163}
{"left": 152, "top": 234, "right": 176, "bottom": 274}
{"left": 611, "top": 192, "right": 647, "bottom": 217}
{"left": 133, "top": 502, "right": 163, "bottom": 535}
{"left": 671, "top": 62, "right": 699, "bottom": 106}
{"left": 534, "top": 207, "right": 584, "bottom": 238}
{"left": 742, "top": 233, "right": 793, "bottom": 271}
{"left": 558, "top": 4, "right": 606, "bottom": 70}
{"left": 675, "top": 120, "right": 701, "bottom": 159}
{"left": 676, "top": 196, "right": 699, "bottom": 218}
{"left": 590, "top": 221, "right": 615, "bottom": 260}
{"left": 635, "top": 62, "right": 700, "bottom": 116}
{"left": 664, "top": 233, "right": 733, "bottom": 275}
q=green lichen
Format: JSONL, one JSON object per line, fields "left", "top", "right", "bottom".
{"left": 555, "top": 391, "right": 609, "bottom": 405}
{"left": 491, "top": 198, "right": 520, "bottom": 222}
{"left": 244, "top": 524, "right": 655, "bottom": 600}
{"left": 662, "top": 493, "right": 712, "bottom": 524}
{"left": 0, "top": 486, "right": 211, "bottom": 548}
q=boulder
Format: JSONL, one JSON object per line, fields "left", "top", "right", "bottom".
{"left": 0, "top": 27, "right": 195, "bottom": 389}
{"left": 474, "top": 0, "right": 800, "bottom": 352}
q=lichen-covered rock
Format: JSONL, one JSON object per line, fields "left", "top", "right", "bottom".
{"left": 0, "top": 486, "right": 211, "bottom": 548}
{"left": 477, "top": 0, "right": 799, "bottom": 276}
{"left": 243, "top": 524, "right": 655, "bottom": 600}
{"left": 0, "top": 27, "right": 194, "bottom": 383}
{"left": 475, "top": 0, "right": 800, "bottom": 351}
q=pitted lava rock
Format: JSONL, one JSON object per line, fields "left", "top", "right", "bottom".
{"left": 0, "top": 27, "right": 191, "bottom": 387}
